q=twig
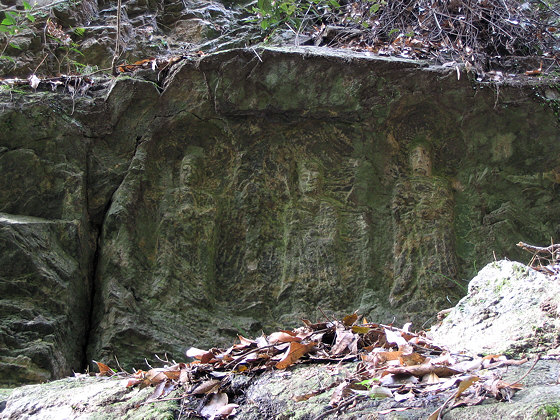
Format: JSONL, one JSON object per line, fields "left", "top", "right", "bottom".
{"left": 114, "top": 355, "right": 129, "bottom": 374}
{"left": 517, "top": 242, "right": 560, "bottom": 256}
{"left": 510, "top": 354, "right": 540, "bottom": 385}
{"left": 111, "top": 0, "right": 122, "bottom": 75}
{"left": 318, "top": 307, "right": 335, "bottom": 324}
{"left": 312, "top": 394, "right": 360, "bottom": 420}
{"left": 138, "top": 394, "right": 186, "bottom": 406}
{"left": 222, "top": 343, "right": 278, "bottom": 370}
{"left": 32, "top": 54, "right": 48, "bottom": 74}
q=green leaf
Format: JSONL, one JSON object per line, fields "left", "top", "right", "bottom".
{"left": 1, "top": 15, "right": 16, "bottom": 26}
{"left": 0, "top": 55, "right": 16, "bottom": 63}
{"left": 9, "top": 42, "right": 21, "bottom": 50}
{"left": 26, "top": 13, "right": 35, "bottom": 22}
{"left": 257, "top": 0, "right": 272, "bottom": 12}
{"left": 356, "top": 378, "right": 380, "bottom": 388}
{"left": 369, "top": 3, "right": 380, "bottom": 13}
{"left": 69, "top": 46, "right": 84, "bottom": 56}
{"left": 23, "top": 1, "right": 32, "bottom": 10}
{"left": 74, "top": 27, "right": 85, "bottom": 36}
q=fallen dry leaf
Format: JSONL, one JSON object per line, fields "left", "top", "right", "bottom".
{"left": 92, "top": 360, "right": 115, "bottom": 377}
{"left": 126, "top": 378, "right": 143, "bottom": 387}
{"left": 342, "top": 313, "right": 358, "bottom": 326}
{"left": 329, "top": 381, "right": 353, "bottom": 406}
{"left": 275, "top": 341, "right": 316, "bottom": 369}
{"left": 268, "top": 331, "right": 302, "bottom": 344}
{"left": 377, "top": 407, "right": 417, "bottom": 415}
{"left": 146, "top": 380, "right": 167, "bottom": 402}
{"left": 200, "top": 392, "right": 229, "bottom": 419}
{"left": 384, "top": 328, "right": 407, "bottom": 347}
{"left": 423, "top": 372, "right": 441, "bottom": 384}
{"left": 331, "top": 324, "right": 357, "bottom": 356}
{"left": 186, "top": 347, "right": 210, "bottom": 359}
{"left": 399, "top": 352, "right": 427, "bottom": 366}
{"left": 352, "top": 325, "right": 371, "bottom": 334}
{"left": 28, "top": 74, "right": 40, "bottom": 89}
{"left": 455, "top": 375, "right": 480, "bottom": 398}
{"left": 386, "top": 361, "right": 461, "bottom": 378}
{"left": 215, "top": 403, "right": 239, "bottom": 418}
{"left": 191, "top": 379, "right": 221, "bottom": 395}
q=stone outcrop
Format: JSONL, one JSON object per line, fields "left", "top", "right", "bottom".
{"left": 1, "top": 44, "right": 560, "bottom": 385}
{"left": 2, "top": 333, "right": 560, "bottom": 419}
{"left": 430, "top": 260, "right": 560, "bottom": 357}
{"left": 0, "top": 0, "right": 259, "bottom": 78}
{"left": 3, "top": 260, "right": 560, "bottom": 419}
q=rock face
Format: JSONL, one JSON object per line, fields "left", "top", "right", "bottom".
{"left": 0, "top": 0, "right": 260, "bottom": 78}
{"left": 430, "top": 260, "right": 560, "bottom": 357}
{"left": 1, "top": 45, "right": 560, "bottom": 384}
{"left": 3, "top": 261, "right": 560, "bottom": 419}
{"left": 0, "top": 216, "right": 93, "bottom": 384}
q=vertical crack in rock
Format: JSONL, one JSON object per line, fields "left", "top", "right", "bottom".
{"left": 80, "top": 135, "right": 144, "bottom": 371}
{"left": 80, "top": 210, "right": 104, "bottom": 372}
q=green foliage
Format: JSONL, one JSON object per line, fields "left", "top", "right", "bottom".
{"left": 0, "top": 3, "right": 39, "bottom": 60}
{"left": 0, "top": 4, "right": 89, "bottom": 75}
{"left": 0, "top": 4, "right": 36, "bottom": 35}
{"left": 367, "top": 0, "right": 386, "bottom": 14}
{"left": 248, "top": 0, "right": 341, "bottom": 32}
{"left": 356, "top": 378, "right": 380, "bottom": 387}
{"left": 538, "top": 404, "right": 560, "bottom": 420}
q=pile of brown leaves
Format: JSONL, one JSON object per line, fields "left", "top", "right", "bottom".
{"left": 94, "top": 312, "right": 534, "bottom": 419}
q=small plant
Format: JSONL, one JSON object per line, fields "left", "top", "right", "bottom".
{"left": 356, "top": 378, "right": 380, "bottom": 387}
{"left": 355, "top": 378, "right": 392, "bottom": 399}
{"left": 538, "top": 404, "right": 560, "bottom": 420}
{"left": 248, "top": 0, "right": 341, "bottom": 32}
{"left": 45, "top": 18, "right": 85, "bottom": 74}
{"left": 73, "top": 27, "right": 85, "bottom": 37}
{"left": 0, "top": 1, "right": 36, "bottom": 59}
{"left": 426, "top": 269, "right": 469, "bottom": 294}
{"left": 1, "top": 4, "right": 87, "bottom": 75}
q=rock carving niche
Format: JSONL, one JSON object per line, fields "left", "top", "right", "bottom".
{"left": 277, "top": 157, "right": 368, "bottom": 322}
{"left": 390, "top": 139, "right": 458, "bottom": 319}
{"left": 153, "top": 148, "right": 217, "bottom": 307}
{"left": 277, "top": 158, "right": 335, "bottom": 318}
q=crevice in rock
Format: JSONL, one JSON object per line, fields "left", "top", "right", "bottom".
{"left": 79, "top": 134, "right": 144, "bottom": 372}
{"left": 80, "top": 220, "right": 103, "bottom": 372}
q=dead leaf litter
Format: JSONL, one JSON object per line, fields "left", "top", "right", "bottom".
{"left": 92, "top": 313, "right": 536, "bottom": 419}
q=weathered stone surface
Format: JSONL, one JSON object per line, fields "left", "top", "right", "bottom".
{"left": 0, "top": 93, "right": 98, "bottom": 385}
{"left": 232, "top": 360, "right": 560, "bottom": 420}
{"left": 0, "top": 0, "right": 259, "bottom": 77}
{"left": 2, "top": 359, "right": 560, "bottom": 419}
{"left": 0, "top": 376, "right": 180, "bottom": 419}
{"left": 0, "top": 215, "right": 93, "bottom": 385}
{"left": 0, "top": 83, "right": 156, "bottom": 384}
{"left": 2, "top": 46, "right": 560, "bottom": 382}
{"left": 430, "top": 260, "right": 560, "bottom": 357}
